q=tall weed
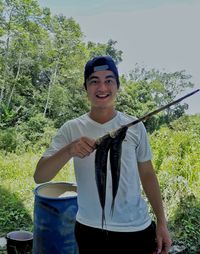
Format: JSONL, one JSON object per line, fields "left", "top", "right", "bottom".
{"left": 0, "top": 115, "right": 199, "bottom": 252}
{"left": 150, "top": 117, "right": 200, "bottom": 252}
{"left": 0, "top": 150, "right": 75, "bottom": 235}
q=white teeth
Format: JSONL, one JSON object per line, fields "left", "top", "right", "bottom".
{"left": 96, "top": 94, "right": 109, "bottom": 98}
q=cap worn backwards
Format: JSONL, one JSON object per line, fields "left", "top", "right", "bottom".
{"left": 83, "top": 56, "right": 120, "bottom": 89}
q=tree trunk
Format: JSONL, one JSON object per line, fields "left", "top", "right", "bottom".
{"left": 43, "top": 63, "right": 58, "bottom": 117}
{"left": 7, "top": 53, "right": 22, "bottom": 107}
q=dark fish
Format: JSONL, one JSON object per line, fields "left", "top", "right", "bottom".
{"left": 110, "top": 126, "right": 128, "bottom": 215}
{"left": 95, "top": 136, "right": 113, "bottom": 228}
{"left": 94, "top": 90, "right": 200, "bottom": 227}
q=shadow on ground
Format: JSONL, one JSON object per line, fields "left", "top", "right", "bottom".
{"left": 0, "top": 186, "right": 33, "bottom": 236}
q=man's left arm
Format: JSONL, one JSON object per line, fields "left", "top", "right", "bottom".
{"left": 138, "top": 160, "right": 172, "bottom": 254}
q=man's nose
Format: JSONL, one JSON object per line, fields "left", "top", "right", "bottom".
{"left": 97, "top": 81, "right": 107, "bottom": 90}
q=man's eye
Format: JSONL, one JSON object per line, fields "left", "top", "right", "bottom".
{"left": 89, "top": 80, "right": 98, "bottom": 85}
{"left": 106, "top": 79, "right": 113, "bottom": 84}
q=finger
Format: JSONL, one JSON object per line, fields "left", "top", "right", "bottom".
{"left": 78, "top": 144, "right": 93, "bottom": 155}
{"left": 76, "top": 151, "right": 88, "bottom": 158}
{"left": 83, "top": 144, "right": 95, "bottom": 154}
{"left": 83, "top": 145, "right": 94, "bottom": 154}
{"left": 82, "top": 137, "right": 96, "bottom": 149}
{"left": 156, "top": 238, "right": 162, "bottom": 254}
{"left": 161, "top": 243, "right": 171, "bottom": 254}
{"left": 77, "top": 145, "right": 94, "bottom": 158}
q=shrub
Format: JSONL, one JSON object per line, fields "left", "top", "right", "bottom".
{"left": 0, "top": 128, "right": 18, "bottom": 152}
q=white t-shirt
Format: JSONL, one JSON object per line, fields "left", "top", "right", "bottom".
{"left": 43, "top": 111, "right": 152, "bottom": 232}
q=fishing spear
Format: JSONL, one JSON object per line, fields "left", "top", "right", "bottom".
{"left": 96, "top": 88, "right": 200, "bottom": 145}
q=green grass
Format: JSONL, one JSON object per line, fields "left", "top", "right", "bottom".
{"left": 149, "top": 125, "right": 200, "bottom": 253}
{"left": 0, "top": 150, "right": 75, "bottom": 236}
{"left": 0, "top": 118, "right": 200, "bottom": 253}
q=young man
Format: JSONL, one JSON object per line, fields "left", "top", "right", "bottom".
{"left": 34, "top": 56, "right": 172, "bottom": 254}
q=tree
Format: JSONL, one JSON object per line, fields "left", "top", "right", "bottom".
{"left": 87, "top": 39, "right": 123, "bottom": 65}
{"left": 0, "top": 0, "right": 51, "bottom": 126}
{"left": 0, "top": 0, "right": 195, "bottom": 136}
{"left": 117, "top": 65, "right": 194, "bottom": 132}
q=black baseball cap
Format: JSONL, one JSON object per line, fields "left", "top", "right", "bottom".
{"left": 83, "top": 56, "right": 120, "bottom": 89}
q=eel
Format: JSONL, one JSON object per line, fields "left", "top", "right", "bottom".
{"left": 109, "top": 125, "right": 128, "bottom": 216}
{"left": 95, "top": 135, "right": 113, "bottom": 228}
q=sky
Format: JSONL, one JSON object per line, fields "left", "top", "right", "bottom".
{"left": 38, "top": 0, "right": 200, "bottom": 114}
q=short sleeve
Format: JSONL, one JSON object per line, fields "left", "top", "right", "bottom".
{"left": 42, "top": 122, "right": 72, "bottom": 157}
{"left": 136, "top": 123, "right": 152, "bottom": 162}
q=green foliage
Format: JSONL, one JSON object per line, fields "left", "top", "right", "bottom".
{"left": 0, "top": 128, "right": 18, "bottom": 152}
{"left": 0, "top": 0, "right": 199, "bottom": 251}
{"left": 149, "top": 115, "right": 200, "bottom": 253}
{"left": 0, "top": 0, "right": 196, "bottom": 135}
{"left": 0, "top": 103, "right": 23, "bottom": 128}
{"left": 47, "top": 83, "right": 90, "bottom": 128}
{"left": 119, "top": 65, "right": 195, "bottom": 132}
{"left": 0, "top": 115, "right": 200, "bottom": 253}
{"left": 18, "top": 113, "right": 55, "bottom": 143}
{"left": 0, "top": 151, "right": 37, "bottom": 234}
{"left": 87, "top": 39, "right": 123, "bottom": 64}
{"left": 0, "top": 0, "right": 124, "bottom": 132}
{"left": 0, "top": 114, "right": 56, "bottom": 153}
{"left": 151, "top": 120, "right": 200, "bottom": 201}
{"left": 170, "top": 195, "right": 200, "bottom": 253}
{"left": 116, "top": 79, "right": 156, "bottom": 117}
{"left": 0, "top": 186, "right": 33, "bottom": 234}
{"left": 0, "top": 150, "right": 75, "bottom": 236}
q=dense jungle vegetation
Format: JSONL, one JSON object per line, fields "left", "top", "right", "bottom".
{"left": 0, "top": 0, "right": 199, "bottom": 253}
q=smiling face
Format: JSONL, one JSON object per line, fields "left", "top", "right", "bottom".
{"left": 85, "top": 70, "right": 119, "bottom": 111}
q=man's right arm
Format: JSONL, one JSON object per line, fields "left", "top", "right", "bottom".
{"left": 34, "top": 137, "right": 96, "bottom": 184}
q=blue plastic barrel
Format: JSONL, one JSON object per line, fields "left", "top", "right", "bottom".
{"left": 33, "top": 182, "right": 78, "bottom": 254}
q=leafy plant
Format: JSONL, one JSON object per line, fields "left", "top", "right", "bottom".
{"left": 169, "top": 195, "right": 200, "bottom": 254}
{"left": 0, "top": 150, "right": 75, "bottom": 236}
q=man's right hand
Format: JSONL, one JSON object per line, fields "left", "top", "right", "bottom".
{"left": 68, "top": 137, "right": 96, "bottom": 158}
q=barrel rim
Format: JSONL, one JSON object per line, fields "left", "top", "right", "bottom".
{"left": 34, "top": 181, "right": 77, "bottom": 200}
{"left": 6, "top": 230, "right": 33, "bottom": 241}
